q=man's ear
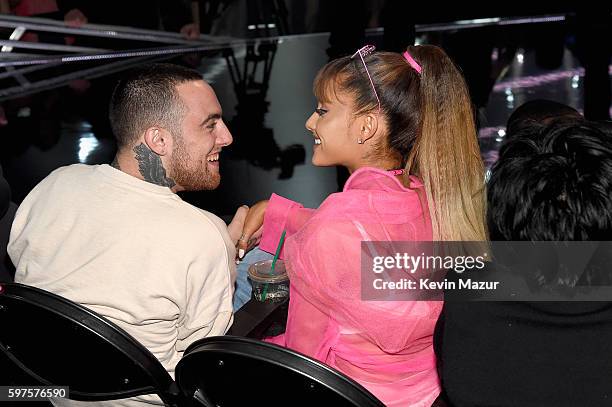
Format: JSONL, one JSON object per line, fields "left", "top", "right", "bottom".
{"left": 143, "top": 127, "right": 170, "bottom": 156}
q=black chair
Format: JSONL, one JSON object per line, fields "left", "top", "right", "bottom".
{"left": 1, "top": 282, "right": 385, "bottom": 406}
{"left": 0, "top": 282, "right": 188, "bottom": 406}
{"left": 176, "top": 336, "right": 385, "bottom": 407}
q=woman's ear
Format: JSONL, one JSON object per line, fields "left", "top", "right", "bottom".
{"left": 359, "top": 113, "right": 379, "bottom": 144}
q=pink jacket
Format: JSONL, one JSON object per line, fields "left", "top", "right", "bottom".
{"left": 260, "top": 167, "right": 442, "bottom": 407}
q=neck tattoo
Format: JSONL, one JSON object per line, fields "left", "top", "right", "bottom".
{"left": 133, "top": 143, "right": 176, "bottom": 188}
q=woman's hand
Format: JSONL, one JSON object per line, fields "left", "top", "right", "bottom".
{"left": 227, "top": 205, "right": 249, "bottom": 246}
{"left": 237, "top": 200, "right": 269, "bottom": 259}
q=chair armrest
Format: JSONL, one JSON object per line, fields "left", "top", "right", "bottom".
{"left": 227, "top": 298, "right": 288, "bottom": 339}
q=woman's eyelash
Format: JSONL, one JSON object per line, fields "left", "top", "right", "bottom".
{"left": 315, "top": 108, "right": 328, "bottom": 116}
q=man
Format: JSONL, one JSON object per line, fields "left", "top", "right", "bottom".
{"left": 9, "top": 63, "right": 242, "bottom": 406}
{"left": 436, "top": 118, "right": 612, "bottom": 406}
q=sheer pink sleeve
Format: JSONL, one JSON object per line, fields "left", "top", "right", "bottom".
{"left": 259, "top": 193, "right": 315, "bottom": 258}
{"left": 285, "top": 216, "right": 442, "bottom": 354}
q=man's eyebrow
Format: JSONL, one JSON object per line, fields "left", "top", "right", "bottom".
{"left": 201, "top": 113, "right": 222, "bottom": 126}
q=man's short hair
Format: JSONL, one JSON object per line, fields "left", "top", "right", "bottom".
{"left": 506, "top": 100, "right": 583, "bottom": 141}
{"left": 109, "top": 63, "right": 203, "bottom": 148}
{"left": 488, "top": 119, "right": 612, "bottom": 240}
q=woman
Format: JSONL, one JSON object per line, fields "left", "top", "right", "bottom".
{"left": 239, "top": 45, "right": 487, "bottom": 406}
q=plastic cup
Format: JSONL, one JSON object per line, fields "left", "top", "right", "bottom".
{"left": 247, "top": 259, "right": 289, "bottom": 303}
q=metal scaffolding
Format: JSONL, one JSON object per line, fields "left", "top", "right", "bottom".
{"left": 0, "top": 12, "right": 570, "bottom": 102}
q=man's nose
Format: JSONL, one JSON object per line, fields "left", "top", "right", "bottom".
{"left": 217, "top": 121, "right": 233, "bottom": 147}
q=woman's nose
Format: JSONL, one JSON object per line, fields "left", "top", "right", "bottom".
{"left": 305, "top": 112, "right": 317, "bottom": 132}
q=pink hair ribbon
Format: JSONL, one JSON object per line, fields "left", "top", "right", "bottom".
{"left": 402, "top": 50, "right": 422, "bottom": 74}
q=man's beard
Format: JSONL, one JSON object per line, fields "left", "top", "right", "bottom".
{"left": 170, "top": 136, "right": 220, "bottom": 191}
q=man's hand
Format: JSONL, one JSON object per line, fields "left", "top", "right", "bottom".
{"left": 237, "top": 200, "right": 268, "bottom": 260}
{"left": 180, "top": 23, "right": 200, "bottom": 40}
{"left": 64, "top": 9, "right": 88, "bottom": 28}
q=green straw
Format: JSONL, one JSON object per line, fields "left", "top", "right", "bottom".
{"left": 263, "top": 230, "right": 286, "bottom": 301}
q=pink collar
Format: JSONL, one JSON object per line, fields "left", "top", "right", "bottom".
{"left": 343, "top": 167, "right": 423, "bottom": 192}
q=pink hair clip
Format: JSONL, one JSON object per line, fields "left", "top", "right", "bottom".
{"left": 351, "top": 44, "right": 376, "bottom": 59}
{"left": 403, "top": 50, "right": 422, "bottom": 74}
{"left": 351, "top": 45, "right": 381, "bottom": 114}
